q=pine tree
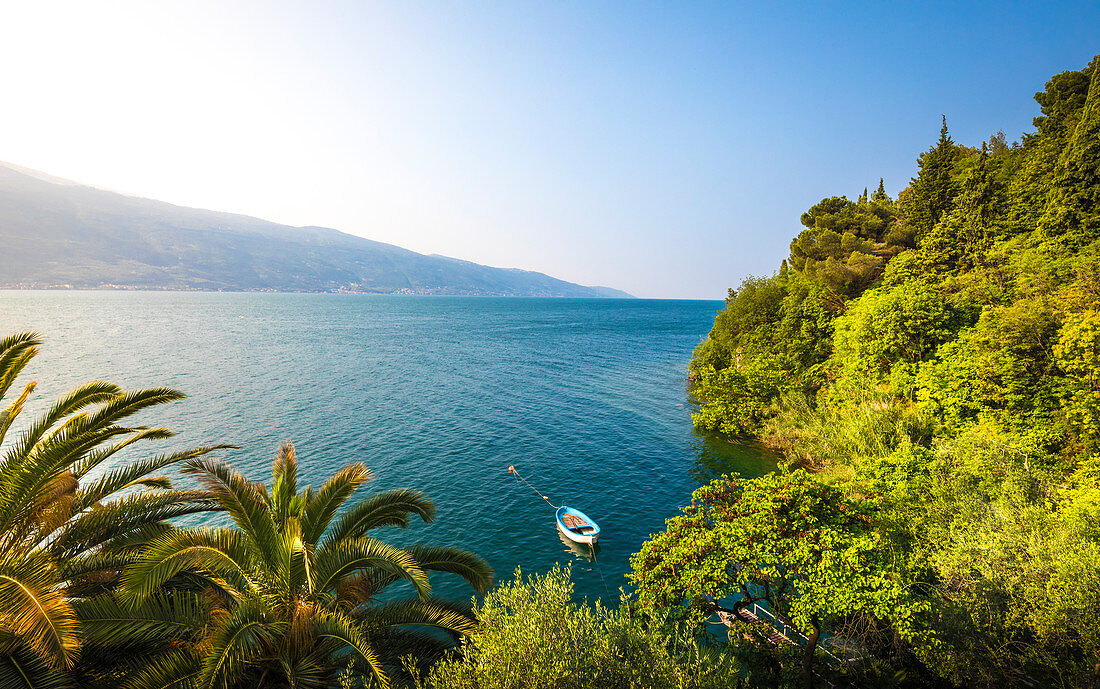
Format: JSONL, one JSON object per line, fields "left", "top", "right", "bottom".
{"left": 921, "top": 142, "right": 1004, "bottom": 272}
{"left": 903, "top": 116, "right": 960, "bottom": 241}
{"left": 872, "top": 178, "right": 888, "bottom": 203}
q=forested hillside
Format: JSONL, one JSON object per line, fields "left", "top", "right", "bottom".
{"left": 686, "top": 55, "right": 1100, "bottom": 686}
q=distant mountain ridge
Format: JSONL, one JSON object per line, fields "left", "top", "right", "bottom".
{"left": 0, "top": 162, "right": 632, "bottom": 297}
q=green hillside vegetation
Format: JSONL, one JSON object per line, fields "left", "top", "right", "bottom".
{"left": 678, "top": 54, "right": 1100, "bottom": 686}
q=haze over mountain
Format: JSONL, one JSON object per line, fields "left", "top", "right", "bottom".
{"left": 0, "top": 162, "right": 631, "bottom": 297}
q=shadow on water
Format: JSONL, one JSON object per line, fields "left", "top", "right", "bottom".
{"left": 558, "top": 531, "right": 612, "bottom": 600}
{"left": 688, "top": 430, "right": 779, "bottom": 487}
{"left": 559, "top": 531, "right": 600, "bottom": 563}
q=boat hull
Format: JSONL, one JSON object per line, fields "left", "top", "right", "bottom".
{"left": 556, "top": 505, "right": 600, "bottom": 544}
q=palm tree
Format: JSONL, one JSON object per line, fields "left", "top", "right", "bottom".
{"left": 0, "top": 331, "right": 229, "bottom": 688}
{"left": 119, "top": 441, "right": 493, "bottom": 689}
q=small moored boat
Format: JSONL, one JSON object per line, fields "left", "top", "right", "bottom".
{"left": 556, "top": 505, "right": 600, "bottom": 544}
{"left": 509, "top": 466, "right": 603, "bottom": 544}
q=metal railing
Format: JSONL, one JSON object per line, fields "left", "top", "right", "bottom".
{"left": 740, "top": 603, "right": 860, "bottom": 665}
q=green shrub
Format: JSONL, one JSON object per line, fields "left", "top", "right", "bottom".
{"left": 419, "top": 566, "right": 744, "bottom": 689}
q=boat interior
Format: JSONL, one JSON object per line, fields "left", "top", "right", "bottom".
{"left": 562, "top": 513, "right": 597, "bottom": 534}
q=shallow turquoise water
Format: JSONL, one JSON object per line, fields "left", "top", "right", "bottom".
{"left": 0, "top": 292, "right": 776, "bottom": 604}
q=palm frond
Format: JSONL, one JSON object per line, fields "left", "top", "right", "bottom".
{"left": 300, "top": 463, "right": 372, "bottom": 546}
{"left": 68, "top": 429, "right": 175, "bottom": 479}
{"left": 322, "top": 489, "right": 435, "bottom": 546}
{"left": 25, "top": 472, "right": 79, "bottom": 541}
{"left": 270, "top": 441, "right": 298, "bottom": 528}
{"left": 333, "top": 569, "right": 391, "bottom": 604}
{"left": 181, "top": 458, "right": 281, "bottom": 572}
{"left": 59, "top": 552, "right": 133, "bottom": 598}
{"left": 356, "top": 598, "right": 478, "bottom": 636}
{"left": 405, "top": 544, "right": 494, "bottom": 594}
{"left": 48, "top": 490, "right": 220, "bottom": 561}
{"left": 60, "top": 551, "right": 133, "bottom": 580}
{"left": 314, "top": 538, "right": 429, "bottom": 600}
{"left": 126, "top": 477, "right": 173, "bottom": 491}
{"left": 0, "top": 331, "right": 42, "bottom": 402}
{"left": 76, "top": 592, "right": 206, "bottom": 649}
{"left": 310, "top": 607, "right": 389, "bottom": 689}
{"left": 121, "top": 528, "right": 257, "bottom": 607}
{"left": 283, "top": 516, "right": 316, "bottom": 600}
{"left": 359, "top": 627, "right": 453, "bottom": 674}
{"left": 343, "top": 544, "right": 492, "bottom": 600}
{"left": 83, "top": 388, "right": 187, "bottom": 433}
{"left": 96, "top": 522, "right": 176, "bottom": 558}
{"left": 0, "top": 381, "right": 130, "bottom": 537}
{"left": 13, "top": 385, "right": 184, "bottom": 491}
{"left": 0, "top": 645, "right": 73, "bottom": 689}
{"left": 1, "top": 380, "right": 123, "bottom": 470}
{"left": 1, "top": 424, "right": 139, "bottom": 535}
{"left": 0, "top": 553, "right": 80, "bottom": 669}
{"left": 117, "top": 647, "right": 200, "bottom": 689}
{"left": 196, "top": 601, "right": 279, "bottom": 689}
{"left": 0, "top": 382, "right": 35, "bottom": 449}
{"left": 75, "top": 444, "right": 232, "bottom": 510}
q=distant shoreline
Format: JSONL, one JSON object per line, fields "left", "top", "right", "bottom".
{"left": 0, "top": 285, "right": 645, "bottom": 298}
{"left": 0, "top": 288, "right": 731, "bottom": 301}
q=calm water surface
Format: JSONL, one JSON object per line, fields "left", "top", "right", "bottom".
{"left": 0, "top": 292, "right": 775, "bottom": 604}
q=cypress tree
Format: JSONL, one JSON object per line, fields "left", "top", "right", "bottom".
{"left": 903, "top": 116, "right": 959, "bottom": 242}
{"left": 872, "top": 178, "right": 888, "bottom": 203}
{"left": 921, "top": 142, "right": 1004, "bottom": 272}
{"left": 965, "top": 142, "right": 1002, "bottom": 232}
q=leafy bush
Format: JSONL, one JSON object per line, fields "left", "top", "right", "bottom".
{"left": 831, "top": 282, "right": 961, "bottom": 387}
{"left": 419, "top": 566, "right": 743, "bottom": 689}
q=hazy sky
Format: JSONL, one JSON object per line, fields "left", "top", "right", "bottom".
{"left": 1, "top": 2, "right": 1098, "bottom": 298}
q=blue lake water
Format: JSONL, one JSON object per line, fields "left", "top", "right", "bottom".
{"left": 0, "top": 292, "right": 776, "bottom": 604}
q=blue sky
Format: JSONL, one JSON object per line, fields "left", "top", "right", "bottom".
{"left": 1, "top": 1, "right": 1098, "bottom": 298}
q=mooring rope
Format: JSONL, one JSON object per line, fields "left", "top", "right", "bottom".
{"left": 508, "top": 465, "right": 559, "bottom": 509}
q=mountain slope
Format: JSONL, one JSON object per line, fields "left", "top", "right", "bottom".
{"left": 0, "top": 162, "right": 632, "bottom": 297}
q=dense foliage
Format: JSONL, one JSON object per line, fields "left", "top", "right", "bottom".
{"left": 630, "top": 471, "right": 931, "bottom": 689}
{"left": 680, "top": 54, "right": 1100, "bottom": 687}
{"left": 419, "top": 566, "right": 743, "bottom": 689}
{"left": 0, "top": 331, "right": 228, "bottom": 689}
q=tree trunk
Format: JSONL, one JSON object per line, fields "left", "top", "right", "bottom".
{"left": 802, "top": 619, "right": 821, "bottom": 689}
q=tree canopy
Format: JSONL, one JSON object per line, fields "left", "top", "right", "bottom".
{"left": 685, "top": 53, "right": 1100, "bottom": 687}
{"left": 631, "top": 471, "right": 930, "bottom": 689}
